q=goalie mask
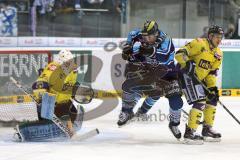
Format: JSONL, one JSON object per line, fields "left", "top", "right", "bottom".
{"left": 56, "top": 49, "right": 75, "bottom": 75}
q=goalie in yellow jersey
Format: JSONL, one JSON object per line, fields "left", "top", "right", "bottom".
{"left": 175, "top": 25, "right": 224, "bottom": 144}
{"left": 14, "top": 49, "right": 95, "bottom": 142}
{"left": 33, "top": 49, "right": 78, "bottom": 125}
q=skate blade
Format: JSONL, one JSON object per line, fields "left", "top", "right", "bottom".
{"left": 118, "top": 115, "right": 151, "bottom": 128}
{"left": 168, "top": 128, "right": 181, "bottom": 140}
{"left": 183, "top": 138, "right": 204, "bottom": 145}
{"left": 203, "top": 137, "right": 221, "bottom": 142}
{"left": 117, "top": 119, "right": 135, "bottom": 128}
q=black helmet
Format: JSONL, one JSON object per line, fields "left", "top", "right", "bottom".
{"left": 142, "top": 20, "right": 159, "bottom": 36}
{"left": 208, "top": 25, "right": 224, "bottom": 36}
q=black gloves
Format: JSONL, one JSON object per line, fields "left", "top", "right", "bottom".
{"left": 207, "top": 86, "right": 219, "bottom": 102}
{"left": 185, "top": 60, "right": 196, "bottom": 76}
{"left": 122, "top": 44, "right": 132, "bottom": 60}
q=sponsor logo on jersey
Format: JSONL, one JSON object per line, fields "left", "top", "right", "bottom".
{"left": 198, "top": 59, "right": 211, "bottom": 70}
{"left": 48, "top": 64, "right": 57, "bottom": 71}
{"left": 62, "top": 82, "right": 74, "bottom": 91}
{"left": 214, "top": 52, "right": 222, "bottom": 61}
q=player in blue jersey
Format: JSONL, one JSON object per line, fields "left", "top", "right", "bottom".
{"left": 118, "top": 20, "right": 183, "bottom": 139}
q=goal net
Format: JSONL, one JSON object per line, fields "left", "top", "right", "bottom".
{"left": 0, "top": 50, "right": 51, "bottom": 122}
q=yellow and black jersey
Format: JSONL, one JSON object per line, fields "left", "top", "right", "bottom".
{"left": 33, "top": 61, "right": 78, "bottom": 103}
{"left": 175, "top": 38, "right": 223, "bottom": 88}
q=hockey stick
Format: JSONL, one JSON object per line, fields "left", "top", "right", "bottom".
{"left": 181, "top": 109, "right": 189, "bottom": 116}
{"left": 193, "top": 75, "right": 240, "bottom": 125}
{"left": 71, "top": 128, "right": 99, "bottom": 141}
{"left": 10, "top": 77, "right": 73, "bottom": 138}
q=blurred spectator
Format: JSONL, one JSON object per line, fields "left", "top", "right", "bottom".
{"left": 33, "top": 0, "right": 55, "bottom": 15}
{"left": 200, "top": 26, "right": 209, "bottom": 38}
{"left": 0, "top": 0, "right": 17, "bottom": 36}
{"left": 87, "top": 0, "right": 104, "bottom": 4}
{"left": 230, "top": 23, "right": 240, "bottom": 39}
{"left": 16, "top": 2, "right": 28, "bottom": 12}
{"left": 83, "top": 0, "right": 104, "bottom": 8}
{"left": 225, "top": 23, "right": 236, "bottom": 39}
{"left": 113, "top": 0, "right": 121, "bottom": 13}
{"left": 75, "top": 0, "right": 81, "bottom": 9}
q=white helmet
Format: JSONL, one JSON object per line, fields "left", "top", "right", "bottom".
{"left": 56, "top": 49, "right": 75, "bottom": 75}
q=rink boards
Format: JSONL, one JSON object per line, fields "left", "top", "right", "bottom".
{"left": 0, "top": 38, "right": 240, "bottom": 98}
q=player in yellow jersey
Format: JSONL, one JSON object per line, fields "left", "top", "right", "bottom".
{"left": 32, "top": 49, "right": 79, "bottom": 133}
{"left": 14, "top": 49, "right": 96, "bottom": 141}
{"left": 175, "top": 25, "right": 224, "bottom": 144}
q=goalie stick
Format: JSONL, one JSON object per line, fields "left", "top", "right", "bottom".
{"left": 71, "top": 128, "right": 100, "bottom": 141}
{"left": 10, "top": 77, "right": 100, "bottom": 141}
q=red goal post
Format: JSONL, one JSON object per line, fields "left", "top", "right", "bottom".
{"left": 0, "top": 50, "right": 52, "bottom": 122}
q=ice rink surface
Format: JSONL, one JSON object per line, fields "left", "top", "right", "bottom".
{"left": 1, "top": 97, "right": 240, "bottom": 160}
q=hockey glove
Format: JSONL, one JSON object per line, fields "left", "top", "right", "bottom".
{"left": 139, "top": 43, "right": 155, "bottom": 56}
{"left": 207, "top": 86, "right": 219, "bottom": 102}
{"left": 185, "top": 60, "right": 196, "bottom": 76}
{"left": 32, "top": 81, "right": 49, "bottom": 104}
{"left": 122, "top": 44, "right": 132, "bottom": 60}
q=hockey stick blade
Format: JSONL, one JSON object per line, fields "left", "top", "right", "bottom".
{"left": 71, "top": 128, "right": 99, "bottom": 141}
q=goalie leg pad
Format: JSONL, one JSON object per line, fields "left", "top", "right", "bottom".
{"left": 15, "top": 120, "right": 68, "bottom": 142}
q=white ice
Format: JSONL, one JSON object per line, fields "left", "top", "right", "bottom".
{"left": 1, "top": 97, "right": 240, "bottom": 160}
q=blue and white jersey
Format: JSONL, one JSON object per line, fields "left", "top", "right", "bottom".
{"left": 126, "top": 28, "right": 176, "bottom": 70}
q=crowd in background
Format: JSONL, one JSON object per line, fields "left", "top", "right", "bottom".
{"left": 0, "top": 0, "right": 240, "bottom": 39}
